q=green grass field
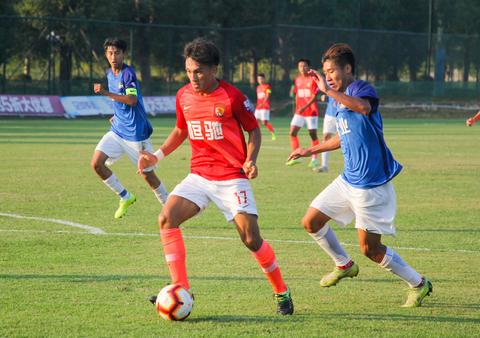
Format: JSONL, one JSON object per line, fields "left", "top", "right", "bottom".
{"left": 1, "top": 117, "right": 479, "bottom": 337}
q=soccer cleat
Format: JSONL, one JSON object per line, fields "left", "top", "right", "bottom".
{"left": 314, "top": 166, "right": 328, "bottom": 173}
{"left": 114, "top": 193, "right": 136, "bottom": 219}
{"left": 320, "top": 262, "right": 359, "bottom": 287}
{"left": 308, "top": 158, "right": 319, "bottom": 169}
{"left": 285, "top": 159, "right": 302, "bottom": 166}
{"left": 402, "top": 277, "right": 433, "bottom": 308}
{"left": 274, "top": 288, "right": 294, "bottom": 315}
{"left": 271, "top": 133, "right": 277, "bottom": 141}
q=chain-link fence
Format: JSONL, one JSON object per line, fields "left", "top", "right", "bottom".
{"left": 1, "top": 15, "right": 480, "bottom": 105}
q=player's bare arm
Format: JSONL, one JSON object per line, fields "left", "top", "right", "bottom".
{"left": 93, "top": 83, "right": 138, "bottom": 106}
{"left": 466, "top": 111, "right": 480, "bottom": 126}
{"left": 243, "top": 127, "right": 261, "bottom": 179}
{"left": 287, "top": 134, "right": 340, "bottom": 161}
{"left": 309, "top": 69, "right": 371, "bottom": 115}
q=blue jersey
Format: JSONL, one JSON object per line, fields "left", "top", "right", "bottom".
{"left": 325, "top": 96, "right": 336, "bottom": 117}
{"left": 336, "top": 80, "right": 402, "bottom": 188}
{"left": 107, "top": 64, "right": 152, "bottom": 141}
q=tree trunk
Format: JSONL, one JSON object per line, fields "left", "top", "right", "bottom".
{"left": 59, "top": 44, "right": 72, "bottom": 95}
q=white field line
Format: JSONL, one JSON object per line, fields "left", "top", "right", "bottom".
{"left": 0, "top": 227, "right": 478, "bottom": 254}
{"left": 0, "top": 212, "right": 106, "bottom": 234}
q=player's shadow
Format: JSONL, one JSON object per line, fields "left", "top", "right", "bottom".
{"left": 186, "top": 315, "right": 302, "bottom": 323}
{"left": 330, "top": 313, "right": 480, "bottom": 325}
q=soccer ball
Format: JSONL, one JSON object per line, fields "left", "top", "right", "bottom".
{"left": 155, "top": 284, "right": 193, "bottom": 321}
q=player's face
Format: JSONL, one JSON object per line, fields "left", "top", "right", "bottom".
{"left": 185, "top": 57, "right": 218, "bottom": 93}
{"left": 323, "top": 60, "right": 352, "bottom": 92}
{"left": 298, "top": 61, "right": 310, "bottom": 75}
{"left": 105, "top": 46, "right": 124, "bottom": 70}
{"left": 257, "top": 76, "right": 265, "bottom": 85}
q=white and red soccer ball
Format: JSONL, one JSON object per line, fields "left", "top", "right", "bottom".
{"left": 155, "top": 284, "right": 193, "bottom": 321}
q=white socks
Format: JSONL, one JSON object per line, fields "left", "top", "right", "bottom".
{"left": 309, "top": 224, "right": 351, "bottom": 266}
{"left": 321, "top": 151, "right": 329, "bottom": 169}
{"left": 380, "top": 246, "right": 422, "bottom": 288}
{"left": 103, "top": 174, "right": 129, "bottom": 200}
{"left": 153, "top": 182, "right": 169, "bottom": 205}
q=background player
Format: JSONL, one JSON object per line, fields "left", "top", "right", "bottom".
{"left": 466, "top": 111, "right": 480, "bottom": 126}
{"left": 138, "top": 38, "right": 293, "bottom": 315}
{"left": 286, "top": 59, "right": 320, "bottom": 169}
{"left": 255, "top": 73, "right": 276, "bottom": 140}
{"left": 315, "top": 94, "right": 337, "bottom": 173}
{"left": 288, "top": 43, "right": 432, "bottom": 307}
{"left": 91, "top": 37, "right": 168, "bottom": 219}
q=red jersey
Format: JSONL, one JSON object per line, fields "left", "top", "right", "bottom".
{"left": 176, "top": 80, "right": 259, "bottom": 181}
{"left": 256, "top": 84, "right": 272, "bottom": 110}
{"left": 293, "top": 75, "right": 319, "bottom": 117}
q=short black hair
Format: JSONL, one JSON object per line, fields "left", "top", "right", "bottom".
{"left": 103, "top": 37, "right": 127, "bottom": 52}
{"left": 322, "top": 43, "right": 356, "bottom": 75}
{"left": 257, "top": 73, "right": 265, "bottom": 77}
{"left": 184, "top": 38, "right": 220, "bottom": 66}
{"left": 297, "top": 58, "right": 310, "bottom": 66}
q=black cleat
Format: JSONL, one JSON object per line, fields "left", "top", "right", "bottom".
{"left": 274, "top": 288, "right": 294, "bottom": 315}
{"left": 149, "top": 295, "right": 157, "bottom": 305}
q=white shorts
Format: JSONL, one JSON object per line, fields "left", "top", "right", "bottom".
{"left": 95, "top": 131, "right": 156, "bottom": 172}
{"left": 310, "top": 176, "right": 397, "bottom": 235}
{"left": 255, "top": 109, "right": 270, "bottom": 121}
{"left": 323, "top": 115, "right": 337, "bottom": 135}
{"left": 291, "top": 115, "right": 318, "bottom": 130}
{"left": 171, "top": 173, "right": 258, "bottom": 222}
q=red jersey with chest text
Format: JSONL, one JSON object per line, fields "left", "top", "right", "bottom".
{"left": 256, "top": 84, "right": 272, "bottom": 110}
{"left": 176, "top": 80, "right": 259, "bottom": 181}
{"left": 293, "top": 75, "right": 319, "bottom": 117}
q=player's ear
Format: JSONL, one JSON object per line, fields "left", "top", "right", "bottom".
{"left": 344, "top": 64, "right": 352, "bottom": 75}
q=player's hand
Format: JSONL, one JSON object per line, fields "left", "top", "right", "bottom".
{"left": 287, "top": 148, "right": 312, "bottom": 161}
{"left": 308, "top": 69, "right": 328, "bottom": 94}
{"left": 466, "top": 117, "right": 475, "bottom": 127}
{"left": 94, "top": 83, "right": 103, "bottom": 94}
{"left": 109, "top": 116, "right": 114, "bottom": 124}
{"left": 243, "top": 160, "right": 258, "bottom": 180}
{"left": 137, "top": 150, "right": 159, "bottom": 174}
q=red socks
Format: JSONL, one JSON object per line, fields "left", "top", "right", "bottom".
{"left": 252, "top": 241, "right": 288, "bottom": 294}
{"left": 160, "top": 228, "right": 189, "bottom": 289}
{"left": 264, "top": 121, "right": 275, "bottom": 133}
{"left": 290, "top": 135, "right": 300, "bottom": 151}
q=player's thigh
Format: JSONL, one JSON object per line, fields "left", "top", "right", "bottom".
{"left": 302, "top": 206, "right": 332, "bottom": 233}
{"left": 306, "top": 116, "right": 319, "bottom": 130}
{"left": 209, "top": 178, "right": 258, "bottom": 222}
{"left": 95, "top": 131, "right": 125, "bottom": 164}
{"left": 290, "top": 114, "right": 305, "bottom": 128}
{"left": 323, "top": 115, "right": 337, "bottom": 135}
{"left": 159, "top": 194, "right": 201, "bottom": 228}
{"left": 352, "top": 182, "right": 397, "bottom": 236}
{"left": 310, "top": 176, "right": 354, "bottom": 227}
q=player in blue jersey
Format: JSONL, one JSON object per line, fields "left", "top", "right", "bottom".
{"left": 288, "top": 43, "right": 432, "bottom": 307}
{"left": 316, "top": 94, "right": 337, "bottom": 173}
{"left": 91, "top": 38, "right": 168, "bottom": 219}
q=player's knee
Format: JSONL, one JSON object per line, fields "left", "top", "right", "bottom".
{"left": 359, "top": 243, "right": 381, "bottom": 260}
{"left": 302, "top": 215, "right": 319, "bottom": 233}
{"left": 91, "top": 158, "right": 103, "bottom": 174}
{"left": 242, "top": 235, "right": 262, "bottom": 251}
{"left": 158, "top": 212, "right": 175, "bottom": 230}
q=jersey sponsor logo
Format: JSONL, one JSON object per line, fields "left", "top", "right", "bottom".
{"left": 214, "top": 103, "right": 225, "bottom": 117}
{"left": 336, "top": 117, "right": 351, "bottom": 135}
{"left": 243, "top": 97, "right": 255, "bottom": 113}
{"left": 187, "top": 120, "right": 224, "bottom": 140}
{"left": 297, "top": 88, "right": 312, "bottom": 98}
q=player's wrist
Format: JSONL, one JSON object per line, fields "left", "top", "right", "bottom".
{"left": 153, "top": 149, "right": 165, "bottom": 161}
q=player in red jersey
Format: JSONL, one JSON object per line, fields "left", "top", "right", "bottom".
{"left": 285, "top": 59, "right": 321, "bottom": 170}
{"left": 138, "top": 38, "right": 293, "bottom": 315}
{"left": 466, "top": 111, "right": 480, "bottom": 126}
{"left": 255, "top": 73, "right": 277, "bottom": 140}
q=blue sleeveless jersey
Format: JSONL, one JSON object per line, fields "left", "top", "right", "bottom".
{"left": 336, "top": 80, "right": 402, "bottom": 188}
{"left": 107, "top": 64, "right": 152, "bottom": 141}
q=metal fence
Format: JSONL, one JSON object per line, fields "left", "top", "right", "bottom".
{"left": 1, "top": 15, "right": 480, "bottom": 104}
